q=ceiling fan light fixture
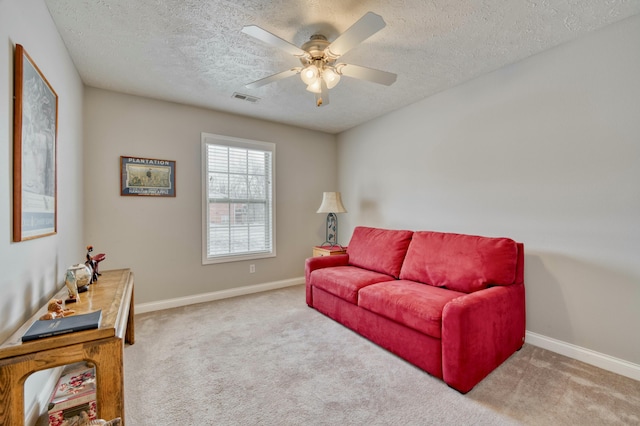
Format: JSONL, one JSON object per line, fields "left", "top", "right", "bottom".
{"left": 242, "top": 12, "right": 396, "bottom": 107}
{"left": 306, "top": 78, "right": 322, "bottom": 94}
{"left": 322, "top": 67, "right": 341, "bottom": 89}
{"left": 300, "top": 64, "right": 319, "bottom": 85}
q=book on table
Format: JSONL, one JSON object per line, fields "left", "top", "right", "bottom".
{"left": 21, "top": 310, "right": 103, "bottom": 342}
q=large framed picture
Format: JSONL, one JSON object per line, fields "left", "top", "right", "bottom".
{"left": 13, "top": 44, "right": 58, "bottom": 242}
{"left": 120, "top": 156, "right": 176, "bottom": 197}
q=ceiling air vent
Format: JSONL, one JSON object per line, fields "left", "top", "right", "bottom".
{"left": 232, "top": 92, "right": 260, "bottom": 103}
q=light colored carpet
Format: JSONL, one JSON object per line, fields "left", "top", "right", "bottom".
{"left": 124, "top": 285, "right": 640, "bottom": 425}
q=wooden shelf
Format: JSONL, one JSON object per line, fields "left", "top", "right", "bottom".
{"left": 0, "top": 269, "right": 135, "bottom": 425}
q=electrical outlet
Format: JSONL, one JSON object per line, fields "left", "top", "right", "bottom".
{"left": 250, "top": 264, "right": 255, "bottom": 273}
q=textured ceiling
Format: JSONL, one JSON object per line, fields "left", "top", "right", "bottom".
{"left": 45, "top": 0, "right": 640, "bottom": 134}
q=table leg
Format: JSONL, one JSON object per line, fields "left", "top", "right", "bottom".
{"left": 92, "top": 338, "right": 125, "bottom": 423}
{"left": 125, "top": 286, "right": 135, "bottom": 345}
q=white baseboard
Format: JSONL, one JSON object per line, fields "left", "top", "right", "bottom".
{"left": 525, "top": 331, "right": 640, "bottom": 381}
{"left": 135, "top": 276, "right": 305, "bottom": 314}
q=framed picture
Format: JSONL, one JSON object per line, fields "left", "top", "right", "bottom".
{"left": 13, "top": 44, "right": 58, "bottom": 242}
{"left": 120, "top": 156, "right": 176, "bottom": 197}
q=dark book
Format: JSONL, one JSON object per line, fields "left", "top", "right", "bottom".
{"left": 22, "top": 310, "right": 102, "bottom": 342}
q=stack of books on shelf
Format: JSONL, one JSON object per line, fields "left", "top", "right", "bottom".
{"left": 47, "top": 362, "right": 97, "bottom": 426}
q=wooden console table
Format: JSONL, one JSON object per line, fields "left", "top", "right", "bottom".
{"left": 0, "top": 269, "right": 134, "bottom": 425}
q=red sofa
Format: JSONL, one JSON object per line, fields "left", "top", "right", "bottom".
{"left": 305, "top": 226, "right": 525, "bottom": 393}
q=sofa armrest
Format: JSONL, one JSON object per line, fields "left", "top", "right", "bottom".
{"left": 441, "top": 283, "right": 526, "bottom": 393}
{"left": 305, "top": 254, "right": 349, "bottom": 306}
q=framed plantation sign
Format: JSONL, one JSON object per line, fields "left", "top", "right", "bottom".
{"left": 120, "top": 156, "right": 176, "bottom": 197}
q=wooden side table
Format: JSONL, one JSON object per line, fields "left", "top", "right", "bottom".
{"left": 0, "top": 269, "right": 135, "bottom": 425}
{"left": 313, "top": 245, "right": 347, "bottom": 257}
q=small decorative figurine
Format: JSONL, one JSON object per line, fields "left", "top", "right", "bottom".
{"left": 65, "top": 263, "right": 92, "bottom": 302}
{"left": 85, "top": 245, "right": 106, "bottom": 284}
{"left": 39, "top": 299, "right": 75, "bottom": 320}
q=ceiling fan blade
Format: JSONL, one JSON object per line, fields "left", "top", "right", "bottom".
{"left": 245, "top": 68, "right": 300, "bottom": 89}
{"left": 242, "top": 25, "right": 308, "bottom": 58}
{"left": 337, "top": 64, "right": 397, "bottom": 86}
{"left": 325, "top": 12, "right": 386, "bottom": 57}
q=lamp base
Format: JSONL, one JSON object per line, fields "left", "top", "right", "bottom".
{"left": 320, "top": 213, "right": 341, "bottom": 248}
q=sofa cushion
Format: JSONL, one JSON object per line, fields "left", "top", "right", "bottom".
{"left": 399, "top": 231, "right": 518, "bottom": 293}
{"left": 310, "top": 266, "right": 395, "bottom": 305}
{"left": 347, "top": 226, "right": 413, "bottom": 278}
{"left": 358, "top": 280, "right": 465, "bottom": 338}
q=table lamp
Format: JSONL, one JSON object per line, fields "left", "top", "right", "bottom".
{"left": 316, "top": 192, "right": 347, "bottom": 248}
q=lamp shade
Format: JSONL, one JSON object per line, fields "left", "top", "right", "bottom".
{"left": 301, "top": 64, "right": 319, "bottom": 85}
{"left": 322, "top": 67, "right": 341, "bottom": 89}
{"left": 306, "top": 78, "right": 322, "bottom": 94}
{"left": 316, "top": 192, "right": 347, "bottom": 213}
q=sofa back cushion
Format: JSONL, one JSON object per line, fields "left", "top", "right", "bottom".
{"left": 347, "top": 226, "right": 413, "bottom": 278}
{"left": 399, "top": 231, "right": 518, "bottom": 293}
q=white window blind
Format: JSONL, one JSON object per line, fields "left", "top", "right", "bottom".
{"left": 201, "top": 133, "right": 275, "bottom": 264}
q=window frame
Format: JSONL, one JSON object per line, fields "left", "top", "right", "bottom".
{"left": 201, "top": 132, "right": 276, "bottom": 265}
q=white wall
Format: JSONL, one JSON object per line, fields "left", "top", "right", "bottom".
{"left": 337, "top": 15, "right": 640, "bottom": 366}
{"left": 83, "top": 88, "right": 336, "bottom": 304}
{"left": 0, "top": 0, "right": 85, "bottom": 421}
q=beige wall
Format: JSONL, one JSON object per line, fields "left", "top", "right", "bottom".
{"left": 0, "top": 0, "right": 85, "bottom": 340}
{"left": 83, "top": 88, "right": 336, "bottom": 304}
{"left": 337, "top": 15, "right": 640, "bottom": 365}
{"left": 0, "top": 0, "right": 85, "bottom": 420}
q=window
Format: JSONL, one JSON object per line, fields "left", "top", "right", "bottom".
{"left": 201, "top": 133, "right": 275, "bottom": 264}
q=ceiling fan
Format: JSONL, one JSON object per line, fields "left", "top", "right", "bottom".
{"left": 241, "top": 11, "right": 397, "bottom": 107}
